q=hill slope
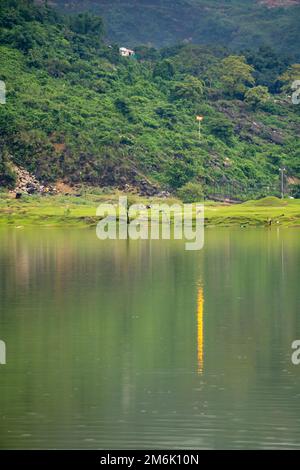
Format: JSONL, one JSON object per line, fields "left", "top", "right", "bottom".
{"left": 51, "top": 0, "right": 300, "bottom": 59}
{"left": 0, "top": 0, "right": 300, "bottom": 199}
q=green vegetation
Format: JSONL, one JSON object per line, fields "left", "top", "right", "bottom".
{"left": 0, "top": 149, "right": 16, "bottom": 188}
{"left": 0, "top": 0, "right": 300, "bottom": 201}
{"left": 52, "top": 0, "right": 300, "bottom": 60}
{"left": 1, "top": 192, "right": 300, "bottom": 228}
{"left": 177, "top": 182, "right": 203, "bottom": 203}
{"left": 245, "top": 86, "right": 271, "bottom": 109}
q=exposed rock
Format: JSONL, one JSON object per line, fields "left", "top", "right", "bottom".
{"left": 216, "top": 102, "right": 285, "bottom": 145}
{"left": 11, "top": 165, "right": 57, "bottom": 195}
{"left": 116, "top": 170, "right": 161, "bottom": 196}
{"left": 157, "top": 190, "right": 171, "bottom": 198}
{"left": 54, "top": 181, "right": 76, "bottom": 195}
{"left": 10, "top": 164, "right": 164, "bottom": 198}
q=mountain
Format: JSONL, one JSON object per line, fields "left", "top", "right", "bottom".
{"left": 259, "top": 1, "right": 300, "bottom": 6}
{"left": 50, "top": 0, "right": 300, "bottom": 59}
{"left": 1, "top": 0, "right": 300, "bottom": 199}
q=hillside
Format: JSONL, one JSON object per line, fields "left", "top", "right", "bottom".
{"left": 259, "top": 1, "right": 300, "bottom": 7}
{"left": 0, "top": 0, "right": 300, "bottom": 200}
{"left": 51, "top": 0, "right": 300, "bottom": 59}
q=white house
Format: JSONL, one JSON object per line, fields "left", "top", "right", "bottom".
{"left": 119, "top": 47, "right": 135, "bottom": 57}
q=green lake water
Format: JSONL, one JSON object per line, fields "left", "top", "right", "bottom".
{"left": 0, "top": 227, "right": 300, "bottom": 449}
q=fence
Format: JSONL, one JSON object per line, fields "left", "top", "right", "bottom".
{"left": 205, "top": 181, "right": 282, "bottom": 202}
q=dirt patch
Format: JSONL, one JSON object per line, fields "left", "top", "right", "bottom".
{"left": 55, "top": 181, "right": 76, "bottom": 195}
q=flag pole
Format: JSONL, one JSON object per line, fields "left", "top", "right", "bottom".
{"left": 196, "top": 115, "right": 204, "bottom": 141}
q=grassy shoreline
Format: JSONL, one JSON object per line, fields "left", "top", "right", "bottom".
{"left": 1, "top": 193, "right": 300, "bottom": 228}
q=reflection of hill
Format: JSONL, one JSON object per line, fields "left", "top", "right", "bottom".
{"left": 0, "top": 228, "right": 300, "bottom": 448}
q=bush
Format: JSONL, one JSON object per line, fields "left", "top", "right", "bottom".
{"left": 207, "top": 116, "right": 234, "bottom": 144}
{"left": 167, "top": 154, "right": 197, "bottom": 190}
{"left": 0, "top": 152, "right": 16, "bottom": 189}
{"left": 290, "top": 184, "right": 300, "bottom": 199}
{"left": 245, "top": 86, "right": 271, "bottom": 109}
{"left": 177, "top": 182, "right": 203, "bottom": 203}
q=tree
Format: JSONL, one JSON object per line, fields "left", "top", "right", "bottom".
{"left": 10, "top": 26, "right": 34, "bottom": 53}
{"left": 279, "top": 64, "right": 300, "bottom": 91}
{"left": 153, "top": 59, "right": 175, "bottom": 80}
{"left": 220, "top": 55, "right": 255, "bottom": 97}
{"left": 167, "top": 154, "right": 197, "bottom": 190}
{"left": 0, "top": 148, "right": 16, "bottom": 189}
{"left": 69, "top": 13, "right": 104, "bottom": 37}
{"left": 135, "top": 45, "right": 159, "bottom": 62}
{"left": 245, "top": 86, "right": 271, "bottom": 109}
{"left": 208, "top": 117, "right": 234, "bottom": 144}
{"left": 290, "top": 184, "right": 300, "bottom": 199}
{"left": 114, "top": 98, "right": 135, "bottom": 122}
{"left": 177, "top": 182, "right": 203, "bottom": 203}
{"left": 244, "top": 46, "right": 290, "bottom": 92}
{"left": 172, "top": 75, "right": 204, "bottom": 102}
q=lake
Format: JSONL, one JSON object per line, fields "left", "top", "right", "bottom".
{"left": 0, "top": 227, "right": 300, "bottom": 449}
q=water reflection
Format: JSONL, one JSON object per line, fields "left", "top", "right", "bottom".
{"left": 0, "top": 228, "right": 300, "bottom": 449}
{"left": 197, "top": 285, "right": 204, "bottom": 375}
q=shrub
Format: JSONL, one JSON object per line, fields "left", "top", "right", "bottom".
{"left": 207, "top": 116, "right": 234, "bottom": 144}
{"left": 177, "top": 182, "right": 203, "bottom": 203}
{"left": 290, "top": 184, "right": 300, "bottom": 199}
{"left": 0, "top": 152, "right": 16, "bottom": 189}
{"left": 245, "top": 86, "right": 271, "bottom": 109}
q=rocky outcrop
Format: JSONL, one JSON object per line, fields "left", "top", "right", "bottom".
{"left": 98, "top": 166, "right": 164, "bottom": 196}
{"left": 216, "top": 102, "right": 285, "bottom": 145}
{"left": 12, "top": 165, "right": 56, "bottom": 195}
{"left": 11, "top": 164, "right": 166, "bottom": 197}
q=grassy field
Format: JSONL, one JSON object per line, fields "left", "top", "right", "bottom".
{"left": 0, "top": 192, "right": 300, "bottom": 228}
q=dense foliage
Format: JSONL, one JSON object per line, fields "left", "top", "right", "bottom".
{"left": 53, "top": 0, "right": 300, "bottom": 60}
{"left": 0, "top": 0, "right": 300, "bottom": 198}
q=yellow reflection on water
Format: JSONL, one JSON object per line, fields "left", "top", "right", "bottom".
{"left": 197, "top": 285, "right": 204, "bottom": 375}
